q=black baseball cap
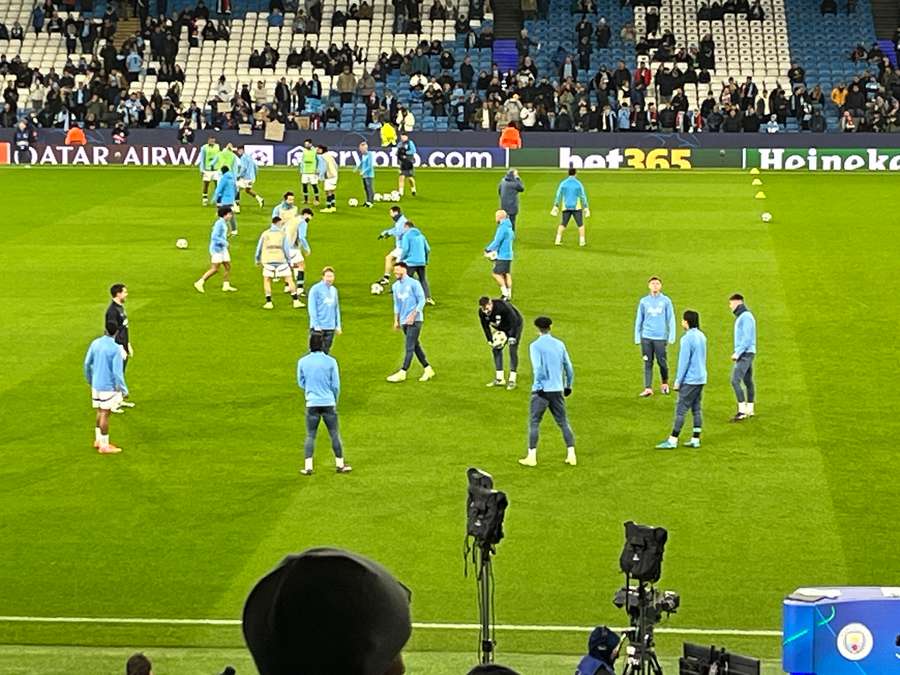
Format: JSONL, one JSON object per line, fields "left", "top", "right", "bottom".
{"left": 243, "top": 547, "right": 412, "bottom": 675}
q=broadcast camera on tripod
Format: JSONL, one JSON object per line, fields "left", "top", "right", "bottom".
{"left": 613, "top": 521, "right": 680, "bottom": 675}
{"left": 464, "top": 468, "right": 509, "bottom": 665}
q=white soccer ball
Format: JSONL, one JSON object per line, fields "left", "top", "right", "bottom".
{"left": 761, "top": 212, "right": 772, "bottom": 223}
{"left": 348, "top": 198, "right": 359, "bottom": 207}
{"left": 370, "top": 282, "right": 384, "bottom": 295}
{"left": 390, "top": 191, "right": 401, "bottom": 202}
{"left": 491, "top": 330, "right": 508, "bottom": 349}
{"left": 176, "top": 238, "right": 189, "bottom": 249}
{"left": 374, "top": 193, "right": 383, "bottom": 202}
{"left": 485, "top": 250, "right": 498, "bottom": 261}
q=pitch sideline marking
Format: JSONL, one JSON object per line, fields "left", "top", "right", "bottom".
{"left": 0, "top": 616, "right": 780, "bottom": 637}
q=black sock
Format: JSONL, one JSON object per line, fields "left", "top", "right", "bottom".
{"left": 292, "top": 293, "right": 298, "bottom": 300}
{"left": 302, "top": 185, "right": 309, "bottom": 201}
{"left": 692, "top": 428, "right": 701, "bottom": 439}
{"left": 266, "top": 295, "right": 272, "bottom": 302}
{"left": 670, "top": 430, "right": 679, "bottom": 438}
{"left": 297, "top": 270, "right": 305, "bottom": 285}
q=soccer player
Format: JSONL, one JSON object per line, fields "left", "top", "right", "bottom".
{"left": 634, "top": 276, "right": 676, "bottom": 397}
{"left": 396, "top": 132, "right": 417, "bottom": 197}
{"left": 729, "top": 293, "right": 757, "bottom": 421}
{"left": 235, "top": 146, "right": 265, "bottom": 208}
{"left": 298, "top": 138, "right": 321, "bottom": 206}
{"left": 498, "top": 168, "right": 525, "bottom": 229}
{"left": 355, "top": 141, "right": 375, "bottom": 207}
{"left": 484, "top": 209, "right": 515, "bottom": 300}
{"left": 84, "top": 321, "right": 128, "bottom": 454}
{"left": 283, "top": 206, "right": 313, "bottom": 296}
{"left": 105, "top": 283, "right": 135, "bottom": 411}
{"left": 520, "top": 316, "right": 576, "bottom": 467}
{"left": 213, "top": 164, "right": 238, "bottom": 235}
{"left": 387, "top": 261, "right": 434, "bottom": 382}
{"left": 308, "top": 266, "right": 342, "bottom": 353}
{"left": 479, "top": 296, "right": 523, "bottom": 389}
{"left": 198, "top": 135, "right": 220, "bottom": 206}
{"left": 216, "top": 142, "right": 238, "bottom": 175}
{"left": 194, "top": 207, "right": 238, "bottom": 293}
{"left": 297, "top": 331, "right": 352, "bottom": 475}
{"left": 400, "top": 220, "right": 434, "bottom": 305}
{"left": 317, "top": 144, "right": 339, "bottom": 212}
{"left": 375, "top": 206, "right": 408, "bottom": 286}
{"left": 255, "top": 216, "right": 303, "bottom": 310}
{"left": 551, "top": 167, "right": 590, "bottom": 247}
{"left": 656, "top": 310, "right": 707, "bottom": 449}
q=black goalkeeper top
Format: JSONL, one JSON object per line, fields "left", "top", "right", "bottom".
{"left": 105, "top": 301, "right": 129, "bottom": 347}
{"left": 478, "top": 299, "right": 523, "bottom": 342}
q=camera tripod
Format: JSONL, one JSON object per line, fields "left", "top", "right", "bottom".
{"left": 474, "top": 541, "right": 496, "bottom": 664}
{"left": 621, "top": 582, "right": 663, "bottom": 675}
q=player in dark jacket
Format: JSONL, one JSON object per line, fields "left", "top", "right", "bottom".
{"left": 478, "top": 296, "right": 523, "bottom": 390}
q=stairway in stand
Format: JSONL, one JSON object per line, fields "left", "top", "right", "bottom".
{"left": 114, "top": 18, "right": 142, "bottom": 49}
{"left": 492, "top": 0, "right": 523, "bottom": 72}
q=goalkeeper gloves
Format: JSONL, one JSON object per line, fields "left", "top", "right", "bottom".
{"left": 377, "top": 233, "right": 387, "bottom": 240}
{"left": 508, "top": 337, "right": 517, "bottom": 345}
{"left": 564, "top": 387, "right": 572, "bottom": 397}
{"left": 584, "top": 208, "right": 591, "bottom": 218}
{"left": 550, "top": 206, "right": 559, "bottom": 217}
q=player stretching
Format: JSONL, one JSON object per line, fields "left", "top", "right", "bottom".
{"left": 387, "top": 262, "right": 434, "bottom": 382}
{"left": 551, "top": 167, "right": 590, "bottom": 247}
{"left": 198, "top": 136, "right": 220, "bottom": 206}
{"left": 255, "top": 217, "right": 303, "bottom": 310}
{"left": 729, "top": 293, "right": 757, "bottom": 421}
{"left": 283, "top": 207, "right": 313, "bottom": 296}
{"left": 194, "top": 207, "right": 238, "bottom": 293}
{"left": 317, "top": 145, "right": 339, "bottom": 212}
{"left": 400, "top": 220, "right": 434, "bottom": 305}
{"left": 656, "top": 310, "right": 707, "bottom": 449}
{"left": 308, "top": 267, "right": 341, "bottom": 353}
{"left": 375, "top": 206, "right": 408, "bottom": 286}
{"left": 634, "top": 276, "right": 676, "bottom": 397}
{"left": 355, "top": 141, "right": 375, "bottom": 207}
{"left": 479, "top": 296, "right": 523, "bottom": 390}
{"left": 213, "top": 165, "right": 238, "bottom": 235}
{"left": 520, "top": 316, "right": 576, "bottom": 467}
{"left": 396, "top": 132, "right": 417, "bottom": 197}
{"left": 297, "top": 331, "right": 352, "bottom": 475}
{"left": 298, "top": 138, "right": 321, "bottom": 206}
{"left": 84, "top": 321, "right": 128, "bottom": 454}
{"left": 235, "top": 146, "right": 265, "bottom": 209}
{"left": 484, "top": 209, "right": 515, "bottom": 300}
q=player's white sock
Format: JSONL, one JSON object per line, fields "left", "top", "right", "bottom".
{"left": 256, "top": 194, "right": 264, "bottom": 204}
{"left": 738, "top": 401, "right": 747, "bottom": 415}
{"left": 304, "top": 457, "right": 313, "bottom": 471}
{"left": 566, "top": 447, "right": 576, "bottom": 460}
{"left": 526, "top": 448, "right": 537, "bottom": 460}
{"left": 94, "top": 427, "right": 101, "bottom": 442}
{"left": 399, "top": 187, "right": 404, "bottom": 196}
{"left": 554, "top": 235, "right": 562, "bottom": 245}
{"left": 495, "top": 370, "right": 504, "bottom": 381}
{"left": 747, "top": 402, "right": 755, "bottom": 415}
{"left": 579, "top": 236, "right": 586, "bottom": 246}
{"left": 509, "top": 371, "right": 517, "bottom": 382}
{"left": 668, "top": 435, "right": 678, "bottom": 445}
{"left": 335, "top": 456, "right": 345, "bottom": 469}
{"left": 99, "top": 433, "right": 109, "bottom": 449}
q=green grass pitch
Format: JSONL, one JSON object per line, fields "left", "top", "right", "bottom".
{"left": 0, "top": 166, "right": 896, "bottom": 674}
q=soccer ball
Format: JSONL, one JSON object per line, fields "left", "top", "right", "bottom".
{"left": 348, "top": 198, "right": 359, "bottom": 207}
{"left": 370, "top": 283, "right": 384, "bottom": 295}
{"left": 491, "top": 330, "right": 508, "bottom": 349}
{"left": 390, "top": 191, "right": 401, "bottom": 202}
{"left": 761, "top": 212, "right": 772, "bottom": 223}
{"left": 374, "top": 193, "right": 383, "bottom": 202}
{"left": 485, "top": 250, "right": 498, "bottom": 261}
{"left": 176, "top": 238, "right": 189, "bottom": 249}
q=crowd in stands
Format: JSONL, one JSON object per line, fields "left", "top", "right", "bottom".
{"left": 0, "top": 0, "right": 898, "bottom": 132}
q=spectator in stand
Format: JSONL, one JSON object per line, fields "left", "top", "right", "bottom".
{"left": 748, "top": 0, "right": 764, "bottom": 20}
{"left": 765, "top": 114, "right": 779, "bottom": 133}
{"left": 787, "top": 63, "right": 805, "bottom": 90}
{"left": 840, "top": 109, "right": 856, "bottom": 131}
{"left": 337, "top": 66, "right": 357, "bottom": 103}
{"left": 820, "top": 0, "right": 836, "bottom": 14}
{"left": 595, "top": 17, "right": 610, "bottom": 48}
{"left": 243, "top": 548, "right": 411, "bottom": 675}
{"left": 516, "top": 28, "right": 538, "bottom": 57}
{"left": 125, "top": 653, "right": 153, "bottom": 675}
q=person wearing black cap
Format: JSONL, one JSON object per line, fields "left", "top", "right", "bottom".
{"left": 728, "top": 293, "right": 756, "bottom": 421}
{"left": 243, "top": 547, "right": 412, "bottom": 675}
{"left": 520, "top": 315, "right": 576, "bottom": 467}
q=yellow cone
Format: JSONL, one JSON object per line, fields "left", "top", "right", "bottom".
{"left": 754, "top": 191, "right": 766, "bottom": 199}
{"left": 752, "top": 178, "right": 762, "bottom": 186}
{"left": 749, "top": 168, "right": 760, "bottom": 175}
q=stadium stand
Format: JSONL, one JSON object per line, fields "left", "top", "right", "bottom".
{"left": 0, "top": 0, "right": 896, "bottom": 131}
